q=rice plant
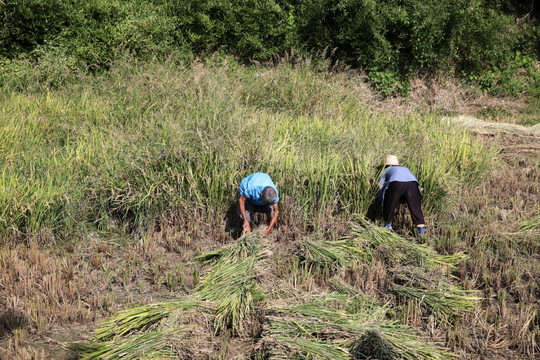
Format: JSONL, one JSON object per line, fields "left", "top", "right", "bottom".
{"left": 70, "top": 329, "right": 179, "bottom": 360}
{"left": 329, "top": 279, "right": 386, "bottom": 314}
{"left": 196, "top": 235, "right": 267, "bottom": 335}
{"left": 394, "top": 268, "right": 481, "bottom": 321}
{"left": 271, "top": 336, "right": 350, "bottom": 360}
{"left": 197, "top": 257, "right": 264, "bottom": 336}
{"left": 344, "top": 218, "right": 479, "bottom": 323}
{"left": 195, "top": 234, "right": 263, "bottom": 264}
{"left": 93, "top": 300, "right": 208, "bottom": 341}
{"left": 0, "top": 55, "right": 495, "bottom": 238}
{"left": 265, "top": 294, "right": 452, "bottom": 360}
{"left": 393, "top": 285, "right": 481, "bottom": 319}
{"left": 348, "top": 216, "right": 468, "bottom": 269}
{"left": 297, "top": 239, "right": 364, "bottom": 274}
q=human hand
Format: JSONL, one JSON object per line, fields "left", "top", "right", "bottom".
{"left": 243, "top": 222, "right": 251, "bottom": 235}
{"left": 262, "top": 228, "right": 271, "bottom": 236}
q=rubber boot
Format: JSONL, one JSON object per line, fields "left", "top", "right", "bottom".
{"left": 416, "top": 226, "right": 425, "bottom": 236}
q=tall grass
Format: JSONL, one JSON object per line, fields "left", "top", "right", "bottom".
{"left": 0, "top": 56, "right": 495, "bottom": 239}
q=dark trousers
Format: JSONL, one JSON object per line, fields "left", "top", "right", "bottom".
{"left": 383, "top": 181, "right": 425, "bottom": 225}
{"left": 237, "top": 199, "right": 274, "bottom": 222}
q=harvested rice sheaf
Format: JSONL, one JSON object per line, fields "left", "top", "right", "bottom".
{"left": 196, "top": 235, "right": 267, "bottom": 336}
{"left": 263, "top": 294, "right": 452, "bottom": 360}
{"left": 349, "top": 216, "right": 468, "bottom": 270}
{"left": 70, "top": 329, "right": 177, "bottom": 360}
{"left": 93, "top": 300, "right": 208, "bottom": 341}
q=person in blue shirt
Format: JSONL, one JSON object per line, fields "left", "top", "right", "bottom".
{"left": 378, "top": 155, "right": 426, "bottom": 235}
{"left": 238, "top": 173, "right": 279, "bottom": 236}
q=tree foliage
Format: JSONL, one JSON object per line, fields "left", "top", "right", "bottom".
{"left": 1, "top": 0, "right": 539, "bottom": 93}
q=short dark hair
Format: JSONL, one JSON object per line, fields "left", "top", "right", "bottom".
{"left": 261, "top": 186, "right": 277, "bottom": 205}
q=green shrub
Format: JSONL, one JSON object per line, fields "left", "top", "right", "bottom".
{"left": 0, "top": 0, "right": 71, "bottom": 56}
{"left": 2, "top": 0, "right": 538, "bottom": 87}
{"left": 1, "top": 0, "right": 179, "bottom": 70}
{"left": 166, "top": 0, "right": 294, "bottom": 61}
{"left": 1, "top": 0, "right": 539, "bottom": 97}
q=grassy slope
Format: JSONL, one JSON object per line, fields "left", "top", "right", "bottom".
{"left": 0, "top": 58, "right": 538, "bottom": 359}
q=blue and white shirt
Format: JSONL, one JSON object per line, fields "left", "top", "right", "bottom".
{"left": 378, "top": 166, "right": 419, "bottom": 202}
{"left": 239, "top": 173, "right": 279, "bottom": 206}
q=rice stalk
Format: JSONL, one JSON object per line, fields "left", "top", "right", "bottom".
{"left": 266, "top": 294, "right": 452, "bottom": 360}
{"left": 197, "top": 257, "right": 264, "bottom": 335}
{"left": 70, "top": 329, "right": 182, "bottom": 360}
{"left": 329, "top": 279, "right": 385, "bottom": 314}
{"left": 301, "top": 239, "right": 364, "bottom": 270}
{"left": 273, "top": 293, "right": 386, "bottom": 326}
{"left": 93, "top": 300, "right": 207, "bottom": 341}
{"left": 195, "top": 233, "right": 263, "bottom": 264}
{"left": 430, "top": 253, "right": 468, "bottom": 267}
{"left": 393, "top": 285, "right": 481, "bottom": 319}
{"left": 519, "top": 213, "right": 540, "bottom": 231}
{"left": 196, "top": 236, "right": 266, "bottom": 335}
{"left": 197, "top": 257, "right": 260, "bottom": 299}
{"left": 272, "top": 336, "right": 350, "bottom": 360}
{"left": 213, "top": 281, "right": 265, "bottom": 336}
{"left": 348, "top": 216, "right": 468, "bottom": 270}
{"left": 393, "top": 267, "right": 481, "bottom": 321}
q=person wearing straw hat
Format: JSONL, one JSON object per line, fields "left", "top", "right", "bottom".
{"left": 378, "top": 155, "right": 426, "bottom": 235}
{"left": 237, "top": 172, "right": 279, "bottom": 236}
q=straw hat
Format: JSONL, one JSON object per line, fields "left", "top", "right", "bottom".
{"left": 385, "top": 155, "right": 399, "bottom": 166}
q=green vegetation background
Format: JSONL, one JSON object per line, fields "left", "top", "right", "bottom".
{"left": 0, "top": 57, "right": 496, "bottom": 238}
{"left": 0, "top": 0, "right": 538, "bottom": 239}
{"left": 1, "top": 0, "right": 539, "bottom": 96}
{"left": 0, "top": 2, "right": 539, "bottom": 359}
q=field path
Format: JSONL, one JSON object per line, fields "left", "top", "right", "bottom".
{"left": 444, "top": 115, "right": 540, "bottom": 159}
{"left": 444, "top": 115, "right": 540, "bottom": 137}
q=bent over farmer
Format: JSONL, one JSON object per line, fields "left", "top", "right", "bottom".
{"left": 378, "top": 155, "right": 426, "bottom": 235}
{"left": 238, "top": 172, "right": 279, "bottom": 236}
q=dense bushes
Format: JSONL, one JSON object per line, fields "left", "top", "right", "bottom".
{"left": 1, "top": 0, "right": 179, "bottom": 69}
{"left": 168, "top": 0, "right": 295, "bottom": 61}
{"left": 1, "top": 0, "right": 539, "bottom": 94}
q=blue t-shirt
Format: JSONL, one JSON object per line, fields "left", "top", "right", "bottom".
{"left": 378, "top": 166, "right": 419, "bottom": 202}
{"left": 239, "top": 173, "right": 279, "bottom": 206}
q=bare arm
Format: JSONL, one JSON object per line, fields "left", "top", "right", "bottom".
{"left": 263, "top": 203, "right": 279, "bottom": 236}
{"left": 238, "top": 195, "right": 251, "bottom": 234}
